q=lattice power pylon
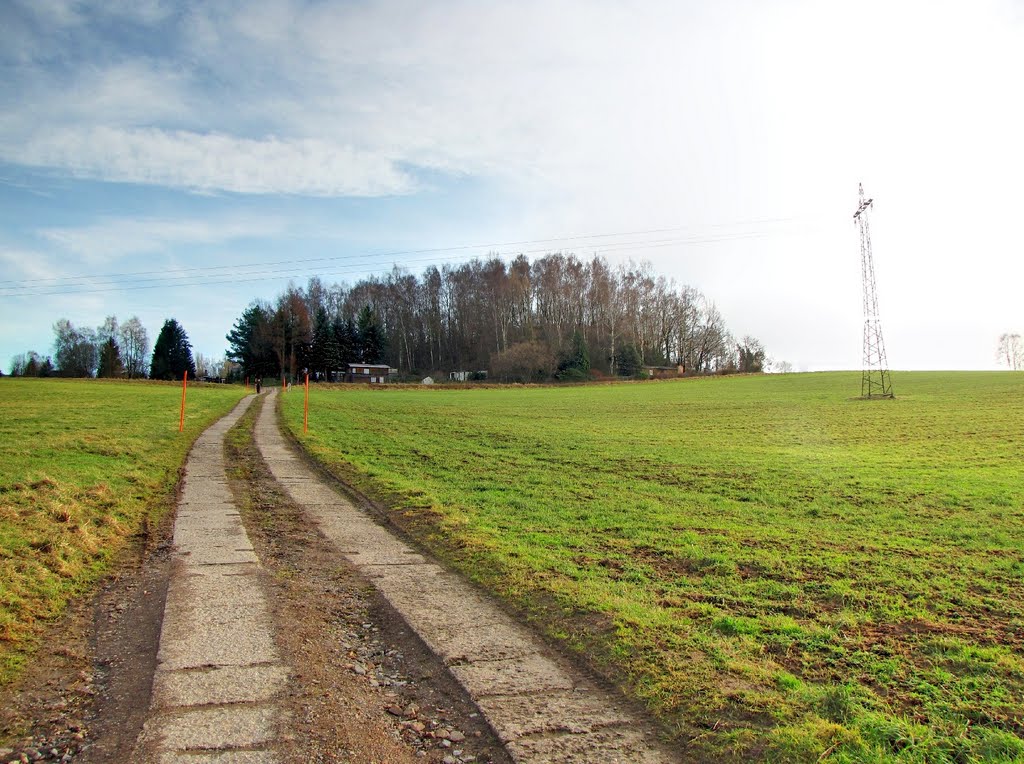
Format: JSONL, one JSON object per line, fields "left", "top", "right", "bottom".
{"left": 853, "top": 183, "right": 894, "bottom": 398}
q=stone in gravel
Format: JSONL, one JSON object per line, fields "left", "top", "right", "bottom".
{"left": 448, "top": 730, "right": 465, "bottom": 743}
{"left": 443, "top": 757, "right": 456, "bottom": 764}
{"left": 386, "top": 704, "right": 404, "bottom": 716}
{"left": 351, "top": 662, "right": 367, "bottom": 675}
{"left": 403, "top": 703, "right": 419, "bottom": 718}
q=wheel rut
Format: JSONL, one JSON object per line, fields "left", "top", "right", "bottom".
{"left": 255, "top": 389, "right": 678, "bottom": 764}
{"left": 133, "top": 394, "right": 290, "bottom": 764}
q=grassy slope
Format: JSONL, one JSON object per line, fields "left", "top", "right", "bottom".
{"left": 0, "top": 378, "right": 244, "bottom": 681}
{"left": 282, "top": 372, "right": 1024, "bottom": 762}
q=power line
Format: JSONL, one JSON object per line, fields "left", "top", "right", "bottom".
{"left": 0, "top": 218, "right": 821, "bottom": 298}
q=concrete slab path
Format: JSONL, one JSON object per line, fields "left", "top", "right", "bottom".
{"left": 256, "top": 390, "right": 678, "bottom": 764}
{"left": 134, "top": 394, "right": 290, "bottom": 764}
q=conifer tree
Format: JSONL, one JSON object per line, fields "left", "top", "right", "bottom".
{"left": 97, "top": 337, "right": 125, "bottom": 378}
{"left": 150, "top": 319, "right": 196, "bottom": 380}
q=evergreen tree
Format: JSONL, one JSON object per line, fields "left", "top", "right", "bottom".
{"left": 557, "top": 329, "right": 591, "bottom": 379}
{"left": 225, "top": 302, "right": 277, "bottom": 378}
{"left": 356, "top": 305, "right": 385, "bottom": 364}
{"left": 309, "top": 306, "right": 340, "bottom": 379}
{"left": 97, "top": 337, "right": 125, "bottom": 378}
{"left": 23, "top": 352, "right": 41, "bottom": 377}
{"left": 150, "top": 319, "right": 197, "bottom": 380}
{"left": 333, "top": 317, "right": 357, "bottom": 369}
{"left": 615, "top": 343, "right": 643, "bottom": 377}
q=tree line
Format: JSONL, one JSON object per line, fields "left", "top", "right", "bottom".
{"left": 226, "top": 253, "right": 766, "bottom": 382}
{"left": 7, "top": 316, "right": 204, "bottom": 381}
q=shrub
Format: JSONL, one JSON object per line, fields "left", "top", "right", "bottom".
{"left": 490, "top": 341, "right": 556, "bottom": 383}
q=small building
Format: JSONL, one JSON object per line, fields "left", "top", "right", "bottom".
{"left": 642, "top": 365, "right": 684, "bottom": 379}
{"left": 449, "top": 370, "right": 488, "bottom": 382}
{"left": 345, "top": 363, "right": 393, "bottom": 384}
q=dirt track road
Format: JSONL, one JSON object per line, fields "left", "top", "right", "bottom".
{"left": 0, "top": 391, "right": 677, "bottom": 764}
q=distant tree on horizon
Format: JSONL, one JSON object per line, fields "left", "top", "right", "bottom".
{"left": 356, "top": 305, "right": 385, "bottom": 364}
{"left": 614, "top": 343, "right": 643, "bottom": 377}
{"left": 737, "top": 335, "right": 767, "bottom": 373}
{"left": 97, "top": 337, "right": 125, "bottom": 378}
{"left": 226, "top": 301, "right": 277, "bottom": 379}
{"left": 53, "top": 319, "right": 98, "bottom": 377}
{"left": 8, "top": 351, "right": 53, "bottom": 377}
{"left": 118, "top": 316, "right": 149, "bottom": 379}
{"left": 997, "top": 332, "right": 1022, "bottom": 371}
{"left": 557, "top": 329, "right": 591, "bottom": 380}
{"left": 150, "top": 319, "right": 196, "bottom": 380}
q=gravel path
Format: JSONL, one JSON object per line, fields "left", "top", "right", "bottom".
{"left": 133, "top": 394, "right": 290, "bottom": 763}
{"left": 255, "top": 389, "right": 678, "bottom": 764}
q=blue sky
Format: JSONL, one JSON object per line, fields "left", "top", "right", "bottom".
{"left": 1, "top": 0, "right": 1022, "bottom": 372}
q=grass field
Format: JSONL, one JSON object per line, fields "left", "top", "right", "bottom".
{"left": 282, "top": 372, "right": 1024, "bottom": 762}
{"left": 0, "top": 378, "right": 244, "bottom": 681}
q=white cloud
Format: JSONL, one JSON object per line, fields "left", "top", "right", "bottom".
{"left": 7, "top": 127, "right": 415, "bottom": 197}
{"left": 36, "top": 214, "right": 289, "bottom": 265}
{"left": 0, "top": 247, "right": 65, "bottom": 283}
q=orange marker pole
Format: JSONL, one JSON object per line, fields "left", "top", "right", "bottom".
{"left": 245, "top": 376, "right": 249, "bottom": 391}
{"left": 178, "top": 369, "right": 188, "bottom": 432}
{"left": 303, "top": 373, "right": 309, "bottom": 433}
{"left": 282, "top": 375, "right": 286, "bottom": 392}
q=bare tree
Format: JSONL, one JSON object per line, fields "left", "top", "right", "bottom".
{"left": 997, "top": 333, "right": 1023, "bottom": 370}
{"left": 737, "top": 335, "right": 767, "bottom": 373}
{"left": 53, "top": 319, "right": 98, "bottom": 377}
{"left": 118, "top": 316, "right": 149, "bottom": 378}
{"left": 9, "top": 353, "right": 27, "bottom": 376}
{"left": 194, "top": 352, "right": 212, "bottom": 378}
{"left": 229, "top": 252, "right": 753, "bottom": 381}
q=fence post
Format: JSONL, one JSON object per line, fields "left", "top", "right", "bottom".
{"left": 303, "top": 373, "right": 309, "bottom": 433}
{"left": 178, "top": 369, "right": 188, "bottom": 432}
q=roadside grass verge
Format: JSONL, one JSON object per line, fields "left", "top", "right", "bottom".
{"left": 0, "top": 378, "right": 244, "bottom": 682}
{"left": 281, "top": 371, "right": 1024, "bottom": 762}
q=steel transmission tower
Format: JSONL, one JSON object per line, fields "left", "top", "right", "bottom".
{"left": 853, "top": 183, "right": 893, "bottom": 398}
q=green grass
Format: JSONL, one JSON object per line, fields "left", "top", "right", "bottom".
{"left": 0, "top": 378, "right": 245, "bottom": 681}
{"left": 282, "top": 372, "right": 1024, "bottom": 762}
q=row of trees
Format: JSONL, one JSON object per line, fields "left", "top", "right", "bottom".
{"left": 226, "top": 253, "right": 767, "bottom": 382}
{"left": 7, "top": 316, "right": 199, "bottom": 381}
{"left": 226, "top": 300, "right": 385, "bottom": 382}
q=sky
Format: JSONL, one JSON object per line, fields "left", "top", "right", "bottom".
{"left": 1, "top": 0, "right": 1022, "bottom": 373}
